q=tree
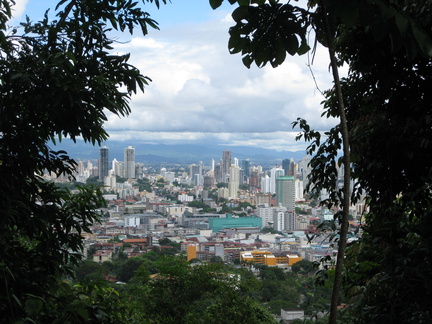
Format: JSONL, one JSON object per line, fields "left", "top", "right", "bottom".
{"left": 129, "top": 257, "right": 277, "bottom": 323}
{"left": 210, "top": 1, "right": 432, "bottom": 323}
{"left": 0, "top": 0, "right": 167, "bottom": 321}
{"left": 292, "top": 260, "right": 315, "bottom": 275}
{"left": 136, "top": 177, "right": 153, "bottom": 192}
{"left": 216, "top": 182, "right": 228, "bottom": 188}
{"left": 74, "top": 260, "right": 109, "bottom": 283}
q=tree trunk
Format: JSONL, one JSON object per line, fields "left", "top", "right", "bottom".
{"left": 319, "top": 2, "right": 351, "bottom": 323}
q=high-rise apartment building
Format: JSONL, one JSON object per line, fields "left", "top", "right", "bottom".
{"left": 228, "top": 164, "right": 240, "bottom": 199}
{"left": 98, "top": 146, "right": 109, "bottom": 181}
{"left": 124, "top": 146, "right": 136, "bottom": 179}
{"left": 276, "top": 176, "right": 295, "bottom": 212}
{"left": 270, "top": 167, "right": 285, "bottom": 194}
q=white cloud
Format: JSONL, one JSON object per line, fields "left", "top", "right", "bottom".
{"left": 17, "top": 1, "right": 337, "bottom": 152}
{"left": 10, "top": 0, "right": 29, "bottom": 19}
{"left": 106, "top": 15, "right": 338, "bottom": 151}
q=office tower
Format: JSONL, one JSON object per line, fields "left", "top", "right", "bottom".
{"left": 242, "top": 159, "right": 250, "bottom": 182}
{"left": 283, "top": 158, "right": 296, "bottom": 177}
{"left": 222, "top": 150, "right": 232, "bottom": 182}
{"left": 276, "top": 176, "right": 295, "bottom": 212}
{"left": 98, "top": 146, "right": 109, "bottom": 181}
{"left": 124, "top": 146, "right": 136, "bottom": 179}
{"left": 282, "top": 159, "right": 290, "bottom": 176}
{"left": 239, "top": 169, "right": 244, "bottom": 186}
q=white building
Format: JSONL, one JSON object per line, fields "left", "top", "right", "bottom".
{"left": 276, "top": 176, "right": 295, "bottom": 212}
{"left": 270, "top": 167, "right": 285, "bottom": 194}
{"left": 228, "top": 164, "right": 240, "bottom": 199}
{"left": 256, "top": 207, "right": 275, "bottom": 228}
{"left": 273, "top": 207, "right": 287, "bottom": 232}
{"left": 124, "top": 146, "right": 136, "bottom": 179}
{"left": 295, "top": 179, "right": 304, "bottom": 201}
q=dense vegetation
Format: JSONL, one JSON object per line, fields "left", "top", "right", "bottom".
{"left": 3, "top": 0, "right": 432, "bottom": 322}
{"left": 211, "top": 0, "right": 432, "bottom": 323}
{"left": 0, "top": 0, "right": 167, "bottom": 321}
{"left": 75, "top": 248, "right": 333, "bottom": 322}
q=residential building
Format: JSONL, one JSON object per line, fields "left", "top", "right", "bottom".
{"left": 276, "top": 176, "right": 295, "bottom": 212}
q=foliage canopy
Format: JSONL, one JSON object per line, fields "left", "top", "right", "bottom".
{"left": 0, "top": 0, "right": 166, "bottom": 321}
{"left": 211, "top": 0, "right": 432, "bottom": 323}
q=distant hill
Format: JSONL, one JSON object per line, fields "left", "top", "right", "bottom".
{"left": 51, "top": 139, "right": 307, "bottom": 167}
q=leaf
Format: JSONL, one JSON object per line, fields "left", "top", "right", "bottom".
{"left": 25, "top": 298, "right": 44, "bottom": 316}
{"left": 75, "top": 306, "right": 90, "bottom": 321}
{"left": 209, "top": 0, "right": 224, "bottom": 10}
{"left": 231, "top": 5, "right": 250, "bottom": 22}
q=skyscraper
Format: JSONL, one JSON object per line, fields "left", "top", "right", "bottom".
{"left": 98, "top": 146, "right": 109, "bottom": 181}
{"left": 282, "top": 158, "right": 296, "bottom": 177}
{"left": 124, "top": 146, "right": 136, "bottom": 179}
{"left": 276, "top": 176, "right": 295, "bottom": 212}
{"left": 270, "top": 167, "right": 285, "bottom": 194}
{"left": 222, "top": 150, "right": 232, "bottom": 182}
{"left": 228, "top": 164, "right": 240, "bottom": 199}
{"left": 242, "top": 159, "right": 250, "bottom": 183}
{"left": 282, "top": 159, "right": 290, "bottom": 176}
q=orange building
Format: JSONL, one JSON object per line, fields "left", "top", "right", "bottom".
{"left": 187, "top": 244, "right": 198, "bottom": 261}
{"left": 241, "top": 250, "right": 302, "bottom": 267}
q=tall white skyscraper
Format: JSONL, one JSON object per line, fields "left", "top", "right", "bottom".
{"left": 228, "top": 164, "right": 240, "bottom": 199}
{"left": 124, "top": 146, "right": 136, "bottom": 179}
{"left": 270, "top": 167, "right": 285, "bottom": 194}
{"left": 261, "top": 174, "right": 271, "bottom": 193}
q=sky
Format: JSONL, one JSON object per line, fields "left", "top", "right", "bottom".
{"left": 10, "top": 0, "right": 338, "bottom": 152}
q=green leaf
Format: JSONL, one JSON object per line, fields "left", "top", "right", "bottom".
{"left": 75, "top": 306, "right": 90, "bottom": 321}
{"left": 25, "top": 299, "right": 44, "bottom": 316}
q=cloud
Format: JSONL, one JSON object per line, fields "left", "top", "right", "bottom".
{"left": 105, "top": 130, "right": 311, "bottom": 152}
{"left": 19, "top": 1, "right": 338, "bottom": 152}
{"left": 10, "top": 0, "right": 29, "bottom": 19}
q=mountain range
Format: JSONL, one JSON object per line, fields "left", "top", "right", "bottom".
{"left": 51, "top": 139, "right": 307, "bottom": 167}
